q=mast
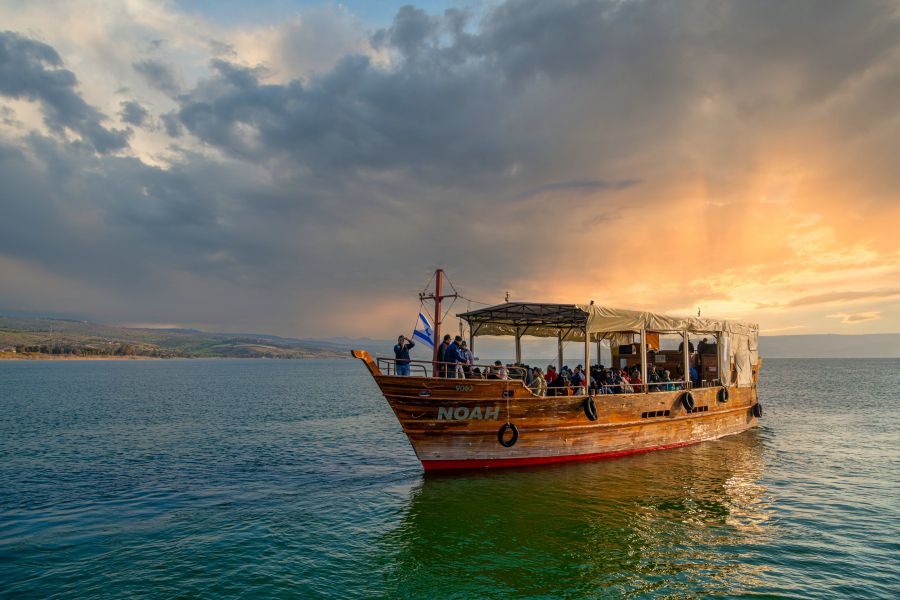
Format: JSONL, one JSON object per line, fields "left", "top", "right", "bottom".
{"left": 420, "top": 268, "right": 457, "bottom": 377}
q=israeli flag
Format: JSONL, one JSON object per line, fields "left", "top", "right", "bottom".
{"left": 412, "top": 312, "right": 435, "bottom": 349}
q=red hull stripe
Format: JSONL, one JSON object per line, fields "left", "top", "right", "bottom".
{"left": 421, "top": 440, "right": 700, "bottom": 471}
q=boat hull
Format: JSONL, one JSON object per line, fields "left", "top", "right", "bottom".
{"left": 353, "top": 351, "right": 760, "bottom": 471}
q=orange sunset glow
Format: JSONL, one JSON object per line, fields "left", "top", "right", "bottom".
{"left": 1, "top": 0, "right": 898, "bottom": 339}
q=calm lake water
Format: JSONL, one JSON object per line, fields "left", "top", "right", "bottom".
{"left": 1, "top": 358, "right": 898, "bottom": 598}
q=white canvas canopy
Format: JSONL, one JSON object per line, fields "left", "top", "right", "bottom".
{"left": 458, "top": 303, "right": 759, "bottom": 387}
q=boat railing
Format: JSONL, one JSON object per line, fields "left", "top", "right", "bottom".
{"left": 376, "top": 357, "right": 528, "bottom": 380}
{"left": 375, "top": 356, "right": 727, "bottom": 392}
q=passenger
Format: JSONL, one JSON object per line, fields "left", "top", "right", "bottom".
{"left": 630, "top": 370, "right": 642, "bottom": 393}
{"left": 530, "top": 367, "right": 547, "bottom": 396}
{"left": 597, "top": 365, "right": 609, "bottom": 387}
{"left": 497, "top": 361, "right": 508, "bottom": 380}
{"left": 436, "top": 335, "right": 451, "bottom": 377}
{"left": 608, "top": 369, "right": 622, "bottom": 394}
{"left": 697, "top": 337, "right": 709, "bottom": 355}
{"left": 689, "top": 365, "right": 700, "bottom": 387}
{"left": 545, "top": 365, "right": 558, "bottom": 384}
{"left": 662, "top": 369, "right": 675, "bottom": 391}
{"left": 678, "top": 339, "right": 696, "bottom": 353}
{"left": 522, "top": 364, "right": 533, "bottom": 387}
{"left": 472, "top": 367, "right": 483, "bottom": 379}
{"left": 547, "top": 373, "right": 568, "bottom": 396}
{"left": 445, "top": 336, "right": 462, "bottom": 378}
{"left": 648, "top": 368, "right": 660, "bottom": 391}
{"left": 589, "top": 366, "right": 600, "bottom": 394}
{"left": 458, "top": 341, "right": 474, "bottom": 378}
{"left": 620, "top": 372, "right": 634, "bottom": 394}
{"left": 571, "top": 365, "right": 586, "bottom": 395}
{"left": 393, "top": 335, "right": 415, "bottom": 376}
{"left": 487, "top": 360, "right": 508, "bottom": 380}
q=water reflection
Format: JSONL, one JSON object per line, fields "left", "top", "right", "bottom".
{"left": 376, "top": 430, "right": 770, "bottom": 598}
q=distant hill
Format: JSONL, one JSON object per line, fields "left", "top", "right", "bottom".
{"left": 0, "top": 315, "right": 348, "bottom": 359}
{"left": 759, "top": 333, "right": 900, "bottom": 358}
{"left": 2, "top": 314, "right": 897, "bottom": 359}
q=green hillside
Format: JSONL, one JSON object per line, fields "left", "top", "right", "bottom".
{"left": 0, "top": 316, "right": 346, "bottom": 359}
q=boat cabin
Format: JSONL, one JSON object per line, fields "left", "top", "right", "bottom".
{"left": 453, "top": 302, "right": 759, "bottom": 392}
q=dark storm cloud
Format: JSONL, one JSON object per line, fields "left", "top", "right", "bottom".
{"left": 119, "top": 100, "right": 149, "bottom": 126}
{"left": 0, "top": 31, "right": 130, "bottom": 153}
{"left": 1, "top": 1, "right": 899, "bottom": 334}
{"left": 160, "top": 112, "right": 183, "bottom": 137}
{"left": 170, "top": 0, "right": 900, "bottom": 196}
{"left": 133, "top": 58, "right": 181, "bottom": 95}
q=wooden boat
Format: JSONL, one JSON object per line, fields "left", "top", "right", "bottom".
{"left": 353, "top": 270, "right": 762, "bottom": 471}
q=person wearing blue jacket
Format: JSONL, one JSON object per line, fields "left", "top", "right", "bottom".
{"left": 393, "top": 336, "right": 415, "bottom": 376}
{"left": 444, "top": 336, "right": 462, "bottom": 378}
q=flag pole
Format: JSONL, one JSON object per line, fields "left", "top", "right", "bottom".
{"left": 419, "top": 268, "right": 457, "bottom": 377}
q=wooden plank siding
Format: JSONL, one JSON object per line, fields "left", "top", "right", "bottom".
{"left": 352, "top": 350, "right": 760, "bottom": 468}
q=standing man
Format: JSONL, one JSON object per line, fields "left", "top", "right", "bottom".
{"left": 394, "top": 335, "right": 415, "bottom": 376}
{"left": 445, "top": 336, "right": 462, "bottom": 378}
{"left": 697, "top": 337, "right": 709, "bottom": 355}
{"left": 436, "top": 334, "right": 451, "bottom": 377}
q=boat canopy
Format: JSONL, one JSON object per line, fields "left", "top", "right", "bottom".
{"left": 458, "top": 302, "right": 759, "bottom": 386}
{"left": 459, "top": 302, "right": 756, "bottom": 338}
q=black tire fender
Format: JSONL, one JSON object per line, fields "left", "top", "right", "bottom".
{"left": 498, "top": 423, "right": 519, "bottom": 447}
{"left": 583, "top": 396, "right": 598, "bottom": 421}
{"left": 681, "top": 391, "right": 695, "bottom": 411}
{"left": 752, "top": 403, "right": 763, "bottom": 418}
{"left": 717, "top": 387, "right": 729, "bottom": 403}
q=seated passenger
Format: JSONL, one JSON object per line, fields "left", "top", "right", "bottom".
{"left": 530, "top": 367, "right": 547, "bottom": 396}
{"left": 547, "top": 374, "right": 568, "bottom": 396}
{"left": 545, "top": 365, "right": 558, "bottom": 384}
{"left": 570, "top": 365, "right": 586, "bottom": 395}
{"left": 689, "top": 365, "right": 699, "bottom": 387}
{"left": 487, "top": 360, "right": 508, "bottom": 380}
{"left": 630, "top": 371, "right": 642, "bottom": 393}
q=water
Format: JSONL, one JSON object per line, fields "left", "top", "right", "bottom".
{"left": 0, "top": 358, "right": 897, "bottom": 599}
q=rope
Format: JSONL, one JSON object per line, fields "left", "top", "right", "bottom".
{"left": 420, "top": 270, "right": 436, "bottom": 295}
{"left": 505, "top": 374, "right": 510, "bottom": 425}
{"left": 441, "top": 295, "right": 458, "bottom": 321}
{"left": 457, "top": 293, "right": 492, "bottom": 306}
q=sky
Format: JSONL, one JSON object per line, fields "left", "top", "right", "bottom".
{"left": 1, "top": 0, "right": 899, "bottom": 339}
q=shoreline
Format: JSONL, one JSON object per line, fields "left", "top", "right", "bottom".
{"left": 0, "top": 353, "right": 162, "bottom": 360}
{"left": 0, "top": 352, "right": 349, "bottom": 361}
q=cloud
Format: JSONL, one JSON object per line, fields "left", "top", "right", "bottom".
{"left": 132, "top": 58, "right": 181, "bottom": 96}
{"left": 517, "top": 179, "right": 640, "bottom": 199}
{"left": 119, "top": 100, "right": 149, "bottom": 127}
{"left": 159, "top": 112, "right": 182, "bottom": 137}
{"left": 1, "top": 2, "right": 900, "bottom": 337}
{"left": 0, "top": 30, "right": 130, "bottom": 153}
{"left": 827, "top": 312, "right": 882, "bottom": 324}
{"left": 770, "top": 289, "right": 900, "bottom": 309}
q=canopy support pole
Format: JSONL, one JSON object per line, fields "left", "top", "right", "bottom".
{"left": 683, "top": 331, "right": 690, "bottom": 389}
{"left": 514, "top": 327, "right": 522, "bottom": 364}
{"left": 557, "top": 334, "right": 563, "bottom": 371}
{"left": 584, "top": 329, "right": 590, "bottom": 394}
{"left": 596, "top": 339, "right": 602, "bottom": 367}
{"left": 640, "top": 329, "right": 648, "bottom": 394}
{"left": 716, "top": 331, "right": 724, "bottom": 386}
